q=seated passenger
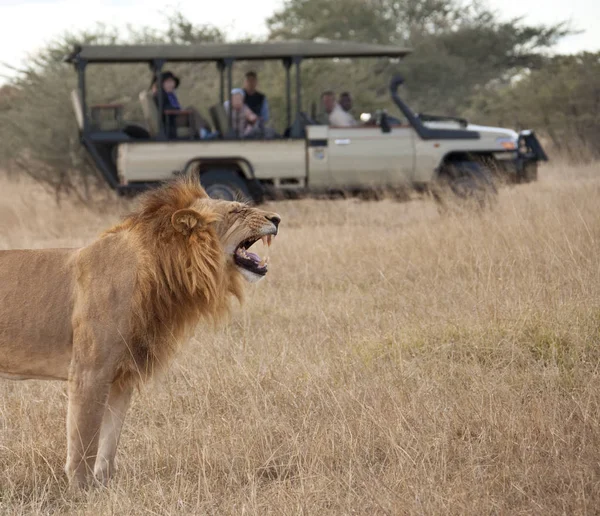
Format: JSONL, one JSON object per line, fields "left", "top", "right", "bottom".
{"left": 151, "top": 71, "right": 215, "bottom": 139}
{"left": 243, "top": 71, "right": 270, "bottom": 124}
{"left": 224, "top": 88, "right": 259, "bottom": 138}
{"left": 339, "top": 92, "right": 354, "bottom": 115}
{"left": 319, "top": 90, "right": 357, "bottom": 127}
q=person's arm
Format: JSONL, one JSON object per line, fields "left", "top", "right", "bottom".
{"left": 245, "top": 106, "right": 258, "bottom": 124}
{"left": 260, "top": 98, "right": 270, "bottom": 124}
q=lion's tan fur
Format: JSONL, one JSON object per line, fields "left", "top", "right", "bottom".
{"left": 0, "top": 177, "right": 280, "bottom": 488}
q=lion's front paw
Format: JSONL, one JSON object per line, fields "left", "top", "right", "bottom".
{"left": 94, "top": 460, "right": 117, "bottom": 486}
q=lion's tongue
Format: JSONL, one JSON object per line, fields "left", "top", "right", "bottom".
{"left": 246, "top": 252, "right": 261, "bottom": 263}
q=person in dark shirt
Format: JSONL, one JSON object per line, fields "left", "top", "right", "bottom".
{"left": 151, "top": 71, "right": 214, "bottom": 139}
{"left": 243, "top": 71, "right": 270, "bottom": 125}
{"left": 151, "top": 71, "right": 180, "bottom": 138}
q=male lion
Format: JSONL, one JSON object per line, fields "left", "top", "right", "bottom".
{"left": 0, "top": 178, "right": 281, "bottom": 488}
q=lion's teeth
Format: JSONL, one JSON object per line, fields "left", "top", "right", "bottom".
{"left": 267, "top": 235, "right": 272, "bottom": 246}
{"left": 262, "top": 236, "right": 268, "bottom": 246}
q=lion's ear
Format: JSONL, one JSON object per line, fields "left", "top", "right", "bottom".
{"left": 171, "top": 208, "right": 218, "bottom": 235}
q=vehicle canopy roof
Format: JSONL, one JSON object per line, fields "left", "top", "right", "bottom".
{"left": 65, "top": 40, "right": 412, "bottom": 64}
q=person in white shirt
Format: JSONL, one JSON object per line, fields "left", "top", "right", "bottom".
{"left": 224, "top": 88, "right": 259, "bottom": 138}
{"left": 320, "top": 90, "right": 357, "bottom": 127}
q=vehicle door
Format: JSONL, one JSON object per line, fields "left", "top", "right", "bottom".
{"left": 326, "top": 125, "right": 415, "bottom": 187}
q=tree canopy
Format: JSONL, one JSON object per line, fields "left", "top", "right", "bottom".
{"left": 268, "top": 0, "right": 570, "bottom": 113}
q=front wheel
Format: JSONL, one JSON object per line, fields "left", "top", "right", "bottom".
{"left": 437, "top": 160, "right": 497, "bottom": 207}
{"left": 200, "top": 169, "right": 252, "bottom": 203}
{"left": 519, "top": 161, "right": 538, "bottom": 183}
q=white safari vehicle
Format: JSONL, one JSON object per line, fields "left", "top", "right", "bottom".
{"left": 66, "top": 41, "right": 547, "bottom": 202}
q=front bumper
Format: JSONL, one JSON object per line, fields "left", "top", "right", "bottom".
{"left": 518, "top": 130, "right": 548, "bottom": 161}
{"left": 516, "top": 130, "right": 548, "bottom": 182}
{"left": 495, "top": 130, "right": 548, "bottom": 183}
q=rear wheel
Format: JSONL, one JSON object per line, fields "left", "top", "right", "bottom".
{"left": 200, "top": 169, "right": 252, "bottom": 203}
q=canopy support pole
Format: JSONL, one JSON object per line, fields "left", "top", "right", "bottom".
{"left": 224, "top": 58, "right": 234, "bottom": 137}
{"left": 151, "top": 59, "right": 165, "bottom": 139}
{"left": 217, "top": 60, "right": 225, "bottom": 105}
{"left": 76, "top": 58, "right": 88, "bottom": 134}
{"left": 282, "top": 58, "right": 292, "bottom": 130}
{"left": 293, "top": 56, "right": 303, "bottom": 117}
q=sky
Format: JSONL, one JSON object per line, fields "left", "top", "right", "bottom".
{"left": 0, "top": 0, "right": 598, "bottom": 83}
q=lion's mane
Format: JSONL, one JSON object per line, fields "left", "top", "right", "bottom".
{"left": 105, "top": 179, "right": 244, "bottom": 385}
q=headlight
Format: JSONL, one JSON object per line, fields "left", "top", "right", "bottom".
{"left": 496, "top": 137, "right": 517, "bottom": 150}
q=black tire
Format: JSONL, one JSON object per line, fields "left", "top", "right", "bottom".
{"left": 520, "top": 162, "right": 538, "bottom": 183}
{"left": 439, "top": 160, "right": 497, "bottom": 207}
{"left": 200, "top": 169, "right": 252, "bottom": 202}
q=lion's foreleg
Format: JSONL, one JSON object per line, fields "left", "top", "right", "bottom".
{"left": 65, "top": 368, "right": 112, "bottom": 488}
{"left": 93, "top": 381, "right": 133, "bottom": 485}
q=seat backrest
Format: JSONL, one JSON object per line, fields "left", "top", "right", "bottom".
{"left": 209, "top": 103, "right": 229, "bottom": 138}
{"left": 139, "top": 90, "right": 159, "bottom": 136}
{"left": 70, "top": 89, "right": 84, "bottom": 131}
{"left": 288, "top": 112, "right": 314, "bottom": 139}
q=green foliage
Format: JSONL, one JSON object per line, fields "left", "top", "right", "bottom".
{"left": 268, "top": 0, "right": 569, "bottom": 114}
{"left": 466, "top": 53, "right": 600, "bottom": 159}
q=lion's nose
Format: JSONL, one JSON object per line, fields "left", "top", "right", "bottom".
{"left": 266, "top": 214, "right": 281, "bottom": 230}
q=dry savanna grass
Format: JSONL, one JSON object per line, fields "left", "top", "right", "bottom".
{"left": 1, "top": 163, "right": 600, "bottom": 514}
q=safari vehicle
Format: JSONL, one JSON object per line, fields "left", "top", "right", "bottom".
{"left": 65, "top": 42, "right": 548, "bottom": 202}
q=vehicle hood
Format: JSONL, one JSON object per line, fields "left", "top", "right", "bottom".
{"left": 423, "top": 121, "right": 519, "bottom": 140}
{"left": 466, "top": 124, "right": 518, "bottom": 140}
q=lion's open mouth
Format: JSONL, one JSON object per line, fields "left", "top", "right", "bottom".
{"left": 234, "top": 234, "right": 273, "bottom": 277}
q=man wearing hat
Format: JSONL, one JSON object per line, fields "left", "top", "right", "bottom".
{"left": 151, "top": 71, "right": 181, "bottom": 138}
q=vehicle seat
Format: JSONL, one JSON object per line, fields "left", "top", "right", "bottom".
{"left": 139, "top": 90, "right": 160, "bottom": 136}
{"left": 139, "top": 90, "right": 195, "bottom": 139}
{"left": 70, "top": 89, "right": 84, "bottom": 132}
{"left": 209, "top": 103, "right": 230, "bottom": 138}
{"left": 71, "top": 89, "right": 124, "bottom": 132}
{"left": 287, "top": 112, "right": 315, "bottom": 139}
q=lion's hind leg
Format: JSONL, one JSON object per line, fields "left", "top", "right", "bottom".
{"left": 93, "top": 380, "right": 133, "bottom": 485}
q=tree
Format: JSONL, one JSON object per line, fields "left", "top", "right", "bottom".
{"left": 466, "top": 53, "right": 600, "bottom": 159}
{"left": 267, "top": 0, "right": 569, "bottom": 114}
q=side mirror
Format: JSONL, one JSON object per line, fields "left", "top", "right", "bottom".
{"left": 380, "top": 112, "right": 391, "bottom": 134}
{"left": 375, "top": 110, "right": 391, "bottom": 133}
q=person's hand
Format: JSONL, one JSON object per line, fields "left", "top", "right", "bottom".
{"left": 247, "top": 111, "right": 258, "bottom": 124}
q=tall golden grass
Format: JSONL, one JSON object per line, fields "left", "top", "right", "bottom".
{"left": 1, "top": 163, "right": 599, "bottom": 514}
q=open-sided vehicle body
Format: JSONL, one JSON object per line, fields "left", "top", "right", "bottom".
{"left": 65, "top": 42, "right": 547, "bottom": 202}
